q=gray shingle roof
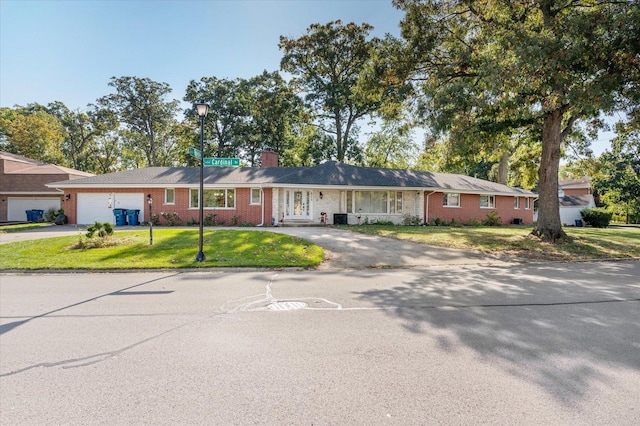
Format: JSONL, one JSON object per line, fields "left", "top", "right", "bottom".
{"left": 559, "top": 194, "right": 594, "bottom": 207}
{"left": 48, "top": 161, "right": 536, "bottom": 196}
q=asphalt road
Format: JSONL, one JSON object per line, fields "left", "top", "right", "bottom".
{"left": 2, "top": 261, "right": 639, "bottom": 424}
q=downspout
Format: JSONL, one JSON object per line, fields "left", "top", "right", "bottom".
{"left": 258, "top": 186, "right": 265, "bottom": 227}
{"left": 424, "top": 191, "right": 436, "bottom": 224}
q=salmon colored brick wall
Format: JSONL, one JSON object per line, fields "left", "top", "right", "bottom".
{"left": 425, "top": 192, "right": 534, "bottom": 225}
{"left": 63, "top": 187, "right": 272, "bottom": 226}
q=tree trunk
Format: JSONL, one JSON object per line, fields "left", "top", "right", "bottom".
{"left": 335, "top": 113, "right": 344, "bottom": 162}
{"left": 532, "top": 109, "right": 567, "bottom": 242}
{"left": 497, "top": 151, "right": 509, "bottom": 185}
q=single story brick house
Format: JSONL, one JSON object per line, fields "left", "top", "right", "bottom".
{"left": 47, "top": 151, "right": 536, "bottom": 226}
{"left": 0, "top": 151, "right": 93, "bottom": 222}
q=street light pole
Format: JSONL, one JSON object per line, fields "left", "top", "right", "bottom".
{"left": 195, "top": 101, "right": 209, "bottom": 262}
{"left": 147, "top": 194, "right": 153, "bottom": 246}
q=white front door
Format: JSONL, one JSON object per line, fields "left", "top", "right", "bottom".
{"left": 286, "top": 190, "right": 311, "bottom": 220}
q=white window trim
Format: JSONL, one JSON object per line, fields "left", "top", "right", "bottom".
{"left": 346, "top": 190, "right": 405, "bottom": 214}
{"left": 189, "top": 188, "right": 236, "bottom": 210}
{"left": 164, "top": 188, "right": 175, "bottom": 205}
{"left": 514, "top": 196, "right": 520, "bottom": 209}
{"left": 525, "top": 197, "right": 531, "bottom": 210}
{"left": 480, "top": 194, "right": 496, "bottom": 209}
{"left": 443, "top": 193, "right": 461, "bottom": 208}
{"left": 250, "top": 188, "right": 261, "bottom": 205}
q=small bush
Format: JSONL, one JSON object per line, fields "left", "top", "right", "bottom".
{"left": 76, "top": 222, "right": 116, "bottom": 249}
{"left": 161, "top": 212, "right": 181, "bottom": 226}
{"left": 580, "top": 208, "right": 612, "bottom": 228}
{"left": 482, "top": 211, "right": 503, "bottom": 226}
{"left": 151, "top": 214, "right": 161, "bottom": 226}
{"left": 204, "top": 213, "right": 217, "bottom": 226}
{"left": 86, "top": 221, "right": 114, "bottom": 238}
{"left": 231, "top": 215, "right": 240, "bottom": 226}
{"left": 241, "top": 222, "right": 255, "bottom": 227}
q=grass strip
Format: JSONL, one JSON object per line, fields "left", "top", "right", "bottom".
{"left": 0, "top": 229, "right": 324, "bottom": 270}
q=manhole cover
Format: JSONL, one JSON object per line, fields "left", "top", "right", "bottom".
{"left": 268, "top": 301, "right": 307, "bottom": 311}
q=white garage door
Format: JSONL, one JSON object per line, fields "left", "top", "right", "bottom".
{"left": 8, "top": 197, "right": 61, "bottom": 221}
{"left": 77, "top": 193, "right": 144, "bottom": 224}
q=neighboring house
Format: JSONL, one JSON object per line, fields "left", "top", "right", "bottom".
{"left": 47, "top": 151, "right": 536, "bottom": 226}
{"left": 0, "top": 151, "right": 93, "bottom": 222}
{"left": 558, "top": 177, "right": 596, "bottom": 226}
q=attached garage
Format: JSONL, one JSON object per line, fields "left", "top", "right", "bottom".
{"left": 7, "top": 197, "right": 61, "bottom": 222}
{"left": 77, "top": 193, "right": 144, "bottom": 224}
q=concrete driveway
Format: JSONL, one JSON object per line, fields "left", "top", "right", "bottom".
{"left": 0, "top": 224, "right": 507, "bottom": 269}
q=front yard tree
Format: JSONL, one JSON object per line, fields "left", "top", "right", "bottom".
{"left": 98, "top": 76, "right": 180, "bottom": 167}
{"left": 279, "top": 20, "right": 393, "bottom": 163}
{"left": 394, "top": 0, "right": 636, "bottom": 242}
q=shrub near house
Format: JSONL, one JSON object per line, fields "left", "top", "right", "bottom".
{"left": 581, "top": 208, "right": 613, "bottom": 228}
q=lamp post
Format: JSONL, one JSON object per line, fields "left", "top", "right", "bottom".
{"left": 195, "top": 101, "right": 209, "bottom": 262}
{"left": 147, "top": 194, "right": 153, "bottom": 245}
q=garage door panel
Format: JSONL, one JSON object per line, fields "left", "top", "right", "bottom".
{"left": 8, "top": 197, "right": 61, "bottom": 221}
{"left": 77, "top": 193, "right": 144, "bottom": 224}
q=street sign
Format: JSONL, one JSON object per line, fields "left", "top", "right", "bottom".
{"left": 204, "top": 158, "right": 241, "bottom": 167}
{"left": 189, "top": 147, "right": 201, "bottom": 159}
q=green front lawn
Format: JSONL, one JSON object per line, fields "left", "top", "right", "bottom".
{"left": 344, "top": 225, "right": 640, "bottom": 261}
{"left": 0, "top": 229, "right": 324, "bottom": 270}
{"left": 0, "top": 223, "right": 50, "bottom": 233}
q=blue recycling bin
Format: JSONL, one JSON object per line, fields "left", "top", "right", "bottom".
{"left": 126, "top": 209, "right": 140, "bottom": 226}
{"left": 575, "top": 219, "right": 583, "bottom": 227}
{"left": 30, "top": 210, "right": 44, "bottom": 222}
{"left": 25, "top": 210, "right": 34, "bottom": 222}
{"left": 113, "top": 208, "right": 127, "bottom": 226}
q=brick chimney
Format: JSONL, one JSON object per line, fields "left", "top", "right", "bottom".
{"left": 261, "top": 148, "right": 279, "bottom": 167}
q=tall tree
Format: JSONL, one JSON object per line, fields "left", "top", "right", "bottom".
{"left": 98, "top": 76, "right": 180, "bottom": 167}
{"left": 279, "top": 20, "right": 399, "bottom": 162}
{"left": 46, "top": 101, "right": 118, "bottom": 172}
{"left": 184, "top": 76, "right": 245, "bottom": 159}
{"left": 237, "top": 71, "right": 305, "bottom": 165}
{"left": 394, "top": 0, "right": 637, "bottom": 241}
{"left": 0, "top": 106, "right": 65, "bottom": 164}
{"left": 363, "top": 121, "right": 418, "bottom": 169}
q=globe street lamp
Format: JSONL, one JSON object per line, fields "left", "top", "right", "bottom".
{"left": 147, "top": 193, "right": 153, "bottom": 246}
{"left": 195, "top": 101, "right": 209, "bottom": 262}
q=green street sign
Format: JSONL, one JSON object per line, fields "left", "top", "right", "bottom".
{"left": 189, "top": 147, "right": 201, "bottom": 159}
{"left": 204, "top": 157, "right": 241, "bottom": 167}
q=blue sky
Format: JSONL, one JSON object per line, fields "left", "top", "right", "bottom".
{"left": 0, "top": 0, "right": 616, "bottom": 156}
{"left": 1, "top": 0, "right": 403, "bottom": 110}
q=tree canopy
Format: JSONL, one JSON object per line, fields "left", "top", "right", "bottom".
{"left": 98, "top": 76, "right": 181, "bottom": 167}
{"left": 280, "top": 20, "right": 402, "bottom": 162}
{"left": 393, "top": 0, "right": 638, "bottom": 241}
